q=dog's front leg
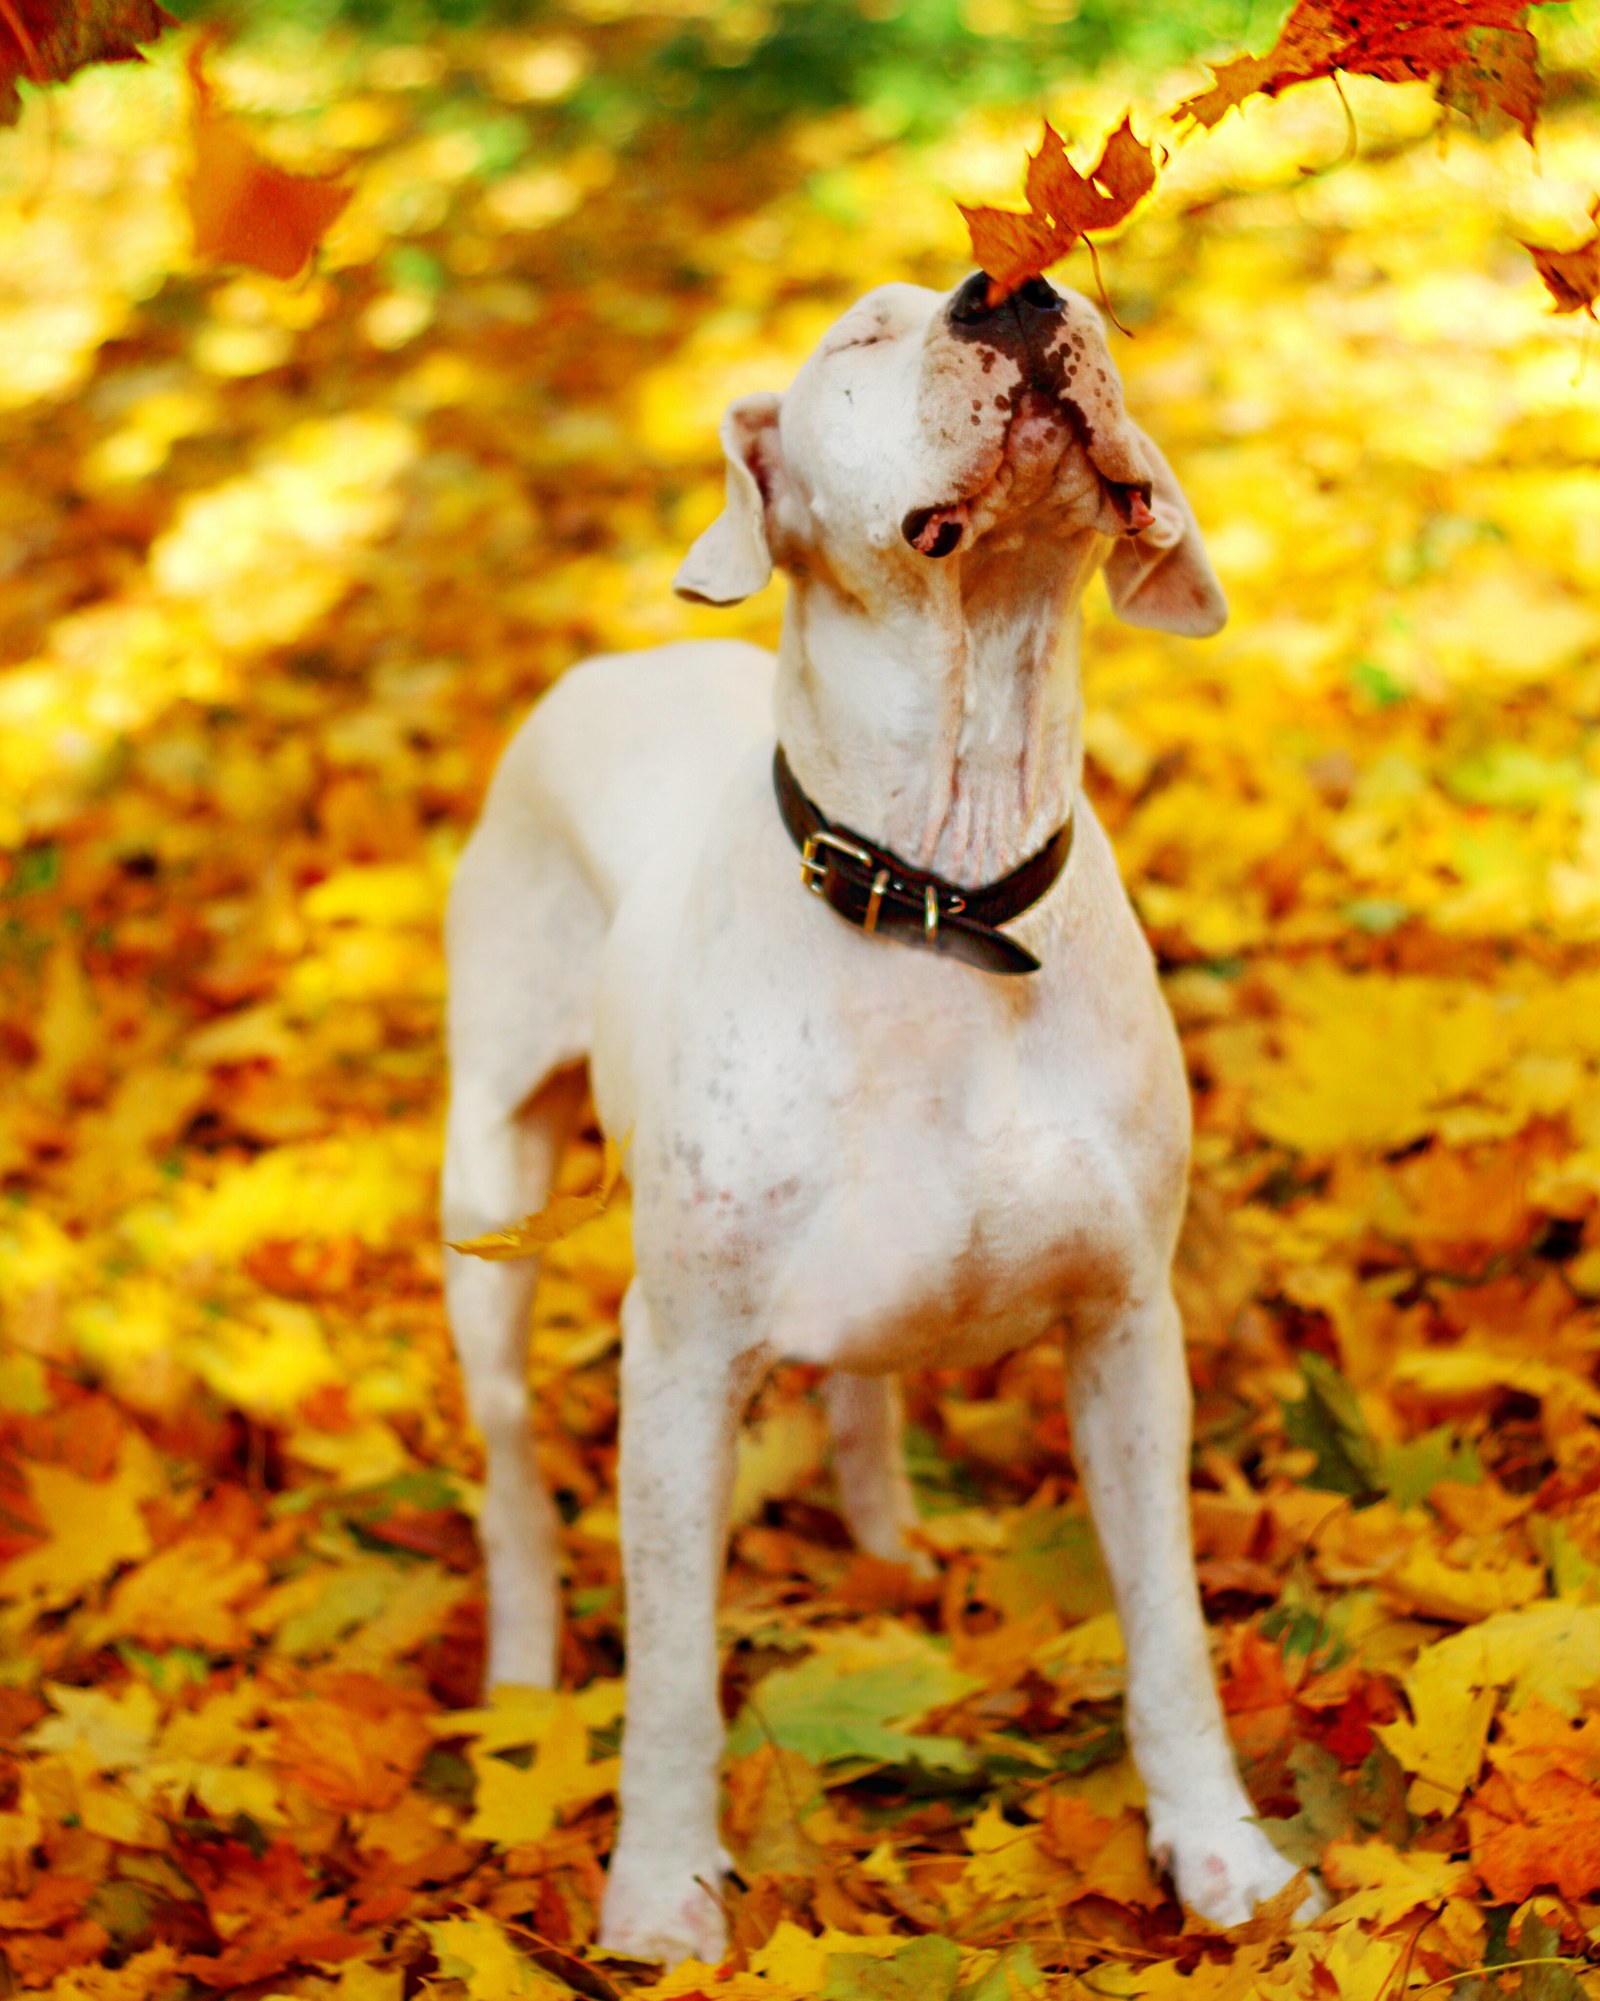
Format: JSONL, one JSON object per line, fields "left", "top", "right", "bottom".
{"left": 1066, "top": 1290, "right": 1322, "bottom": 1925}
{"left": 601, "top": 1281, "right": 755, "bottom": 1966}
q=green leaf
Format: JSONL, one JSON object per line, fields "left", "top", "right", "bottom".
{"left": 1529, "top": 1516, "right": 1600, "bottom": 1600}
{"left": 1512, "top": 1914, "right": 1585, "bottom": 2001}
{"left": 1383, "top": 1426, "right": 1483, "bottom": 1509}
{"left": 1260, "top": 1740, "right": 1354, "bottom": 1868}
{"left": 954, "top": 1944, "right": 1043, "bottom": 2001}
{"left": 1282, "top": 1353, "right": 1384, "bottom": 1504}
{"left": 727, "top": 1651, "right": 978, "bottom": 1772}
{"left": 823, "top": 1936, "right": 962, "bottom": 2001}
{"left": 980, "top": 1508, "right": 1113, "bottom": 1624}
{"left": 1443, "top": 746, "right": 1585, "bottom": 811}
{"left": 116, "top": 1643, "right": 211, "bottom": 1692}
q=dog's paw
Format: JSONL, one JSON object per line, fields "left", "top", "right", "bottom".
{"left": 600, "top": 1849, "right": 727, "bottom": 1968}
{"left": 1153, "top": 1811, "right": 1328, "bottom": 1929}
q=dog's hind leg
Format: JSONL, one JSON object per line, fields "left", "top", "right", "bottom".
{"left": 823, "top": 1373, "right": 926, "bottom": 1567}
{"left": 601, "top": 1283, "right": 761, "bottom": 1964}
{"left": 442, "top": 817, "right": 603, "bottom": 1691}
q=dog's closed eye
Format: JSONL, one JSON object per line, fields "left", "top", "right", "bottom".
{"left": 825, "top": 329, "right": 896, "bottom": 356}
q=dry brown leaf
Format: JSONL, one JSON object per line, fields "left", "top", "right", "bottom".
{"left": 1521, "top": 198, "right": 1600, "bottom": 318}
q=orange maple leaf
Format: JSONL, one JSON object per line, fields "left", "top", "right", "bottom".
{"left": 1466, "top": 1702, "right": 1600, "bottom": 1901}
{"left": 1521, "top": 198, "right": 1600, "bottom": 319}
{"left": 1176, "top": 0, "right": 1552, "bottom": 143}
{"left": 0, "top": 0, "right": 174, "bottom": 128}
{"left": 187, "top": 40, "right": 351, "bottom": 282}
{"left": 959, "top": 117, "right": 1158, "bottom": 306}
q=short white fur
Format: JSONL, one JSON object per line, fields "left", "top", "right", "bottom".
{"left": 442, "top": 278, "right": 1318, "bottom": 1962}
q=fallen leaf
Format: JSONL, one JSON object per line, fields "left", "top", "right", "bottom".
{"left": 463, "top": 1694, "right": 620, "bottom": 1845}
{"left": 424, "top": 1913, "right": 557, "bottom": 1998}
{"left": 0, "top": 1432, "right": 160, "bottom": 1611}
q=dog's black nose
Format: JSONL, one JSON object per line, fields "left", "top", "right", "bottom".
{"left": 949, "top": 271, "right": 1064, "bottom": 323}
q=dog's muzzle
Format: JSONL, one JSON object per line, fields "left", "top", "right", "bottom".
{"left": 774, "top": 747, "right": 1072, "bottom": 977}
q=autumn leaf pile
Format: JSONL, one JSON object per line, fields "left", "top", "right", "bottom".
{"left": 2, "top": 7, "right": 1600, "bottom": 1997}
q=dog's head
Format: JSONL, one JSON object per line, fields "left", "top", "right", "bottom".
{"left": 674, "top": 275, "right": 1225, "bottom": 638}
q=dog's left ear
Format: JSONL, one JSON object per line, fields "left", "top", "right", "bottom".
{"left": 675, "top": 393, "right": 784, "bottom": 606}
{"left": 1102, "top": 424, "right": 1227, "bottom": 638}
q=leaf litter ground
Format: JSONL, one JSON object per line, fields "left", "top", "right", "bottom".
{"left": 3, "top": 13, "right": 1600, "bottom": 1998}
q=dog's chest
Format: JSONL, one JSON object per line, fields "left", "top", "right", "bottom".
{"left": 766, "top": 1003, "right": 1148, "bottom": 1369}
{"left": 642, "top": 945, "right": 1182, "bottom": 1374}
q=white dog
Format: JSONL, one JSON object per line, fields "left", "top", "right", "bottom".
{"left": 442, "top": 272, "right": 1310, "bottom": 1963}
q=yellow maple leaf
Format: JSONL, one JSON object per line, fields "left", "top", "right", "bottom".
{"left": 47, "top": 1944, "right": 183, "bottom": 2001}
{"left": 1380, "top": 1543, "right": 1544, "bottom": 1625}
{"left": 747, "top": 1923, "right": 906, "bottom": 1992}
{"left": 95, "top": 1534, "right": 267, "bottom": 1651}
{"left": 136, "top": 1684, "right": 284, "bottom": 1826}
{"left": 465, "top": 1695, "right": 620, "bottom": 1844}
{"left": 1245, "top": 970, "right": 1504, "bottom": 1155}
{"left": 450, "top": 1136, "right": 625, "bottom": 1259}
{"left": 1319, "top": 1838, "right": 1474, "bottom": 1926}
{"left": 436, "top": 1678, "right": 626, "bottom": 1754}
{"left": 423, "top": 1913, "right": 557, "bottom": 1999}
{"left": 1377, "top": 1603, "right": 1600, "bottom": 1814}
{"left": 28, "top": 1682, "right": 159, "bottom": 1770}
{"left": 0, "top": 1433, "right": 160, "bottom": 1611}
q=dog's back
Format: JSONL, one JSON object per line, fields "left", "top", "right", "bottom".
{"left": 445, "top": 638, "right": 774, "bottom": 1127}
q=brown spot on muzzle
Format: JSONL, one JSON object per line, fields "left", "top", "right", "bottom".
{"left": 941, "top": 276, "right": 1153, "bottom": 498}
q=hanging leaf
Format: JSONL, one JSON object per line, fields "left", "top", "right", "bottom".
{"left": 1522, "top": 198, "right": 1600, "bottom": 319}
{"left": 0, "top": 0, "right": 175, "bottom": 128}
{"left": 187, "top": 40, "right": 352, "bottom": 282}
{"left": 1176, "top": 0, "right": 1553, "bottom": 143}
{"left": 959, "top": 117, "right": 1158, "bottom": 306}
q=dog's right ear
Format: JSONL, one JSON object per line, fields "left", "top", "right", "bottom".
{"left": 674, "top": 393, "right": 783, "bottom": 606}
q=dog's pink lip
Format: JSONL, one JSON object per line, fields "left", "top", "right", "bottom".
{"left": 903, "top": 501, "right": 969, "bottom": 556}
{"left": 1104, "top": 480, "right": 1156, "bottom": 533}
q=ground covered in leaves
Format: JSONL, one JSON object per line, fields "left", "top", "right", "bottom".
{"left": 4, "top": 7, "right": 1600, "bottom": 1996}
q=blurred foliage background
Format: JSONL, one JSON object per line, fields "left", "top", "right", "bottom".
{"left": 6, "top": 0, "right": 1600, "bottom": 1993}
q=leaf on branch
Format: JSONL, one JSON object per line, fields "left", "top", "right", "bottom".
{"left": 959, "top": 117, "right": 1158, "bottom": 306}
{"left": 1176, "top": 0, "right": 1551, "bottom": 143}
{"left": 0, "top": 0, "right": 175, "bottom": 128}
{"left": 1522, "top": 198, "right": 1600, "bottom": 319}
{"left": 448, "top": 1136, "right": 625, "bottom": 1260}
{"left": 187, "top": 40, "right": 352, "bottom": 282}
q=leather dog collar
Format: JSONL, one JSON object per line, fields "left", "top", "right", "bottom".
{"left": 773, "top": 746, "right": 1072, "bottom": 977}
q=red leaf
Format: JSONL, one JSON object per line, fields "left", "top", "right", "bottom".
{"left": 0, "top": 0, "right": 174, "bottom": 128}
{"left": 1176, "top": 0, "right": 1552, "bottom": 142}
{"left": 186, "top": 41, "right": 352, "bottom": 282}
{"left": 959, "top": 116, "right": 1157, "bottom": 305}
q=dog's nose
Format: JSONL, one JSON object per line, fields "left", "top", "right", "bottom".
{"left": 949, "top": 271, "right": 1064, "bottom": 324}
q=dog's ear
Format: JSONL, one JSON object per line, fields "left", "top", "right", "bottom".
{"left": 1102, "top": 424, "right": 1227, "bottom": 638}
{"left": 674, "top": 393, "right": 784, "bottom": 606}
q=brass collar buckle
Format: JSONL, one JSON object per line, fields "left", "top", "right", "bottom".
{"left": 800, "top": 827, "right": 872, "bottom": 895}
{"left": 775, "top": 746, "right": 1067, "bottom": 978}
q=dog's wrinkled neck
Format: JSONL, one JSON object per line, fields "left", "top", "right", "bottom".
{"left": 773, "top": 530, "right": 1101, "bottom": 888}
